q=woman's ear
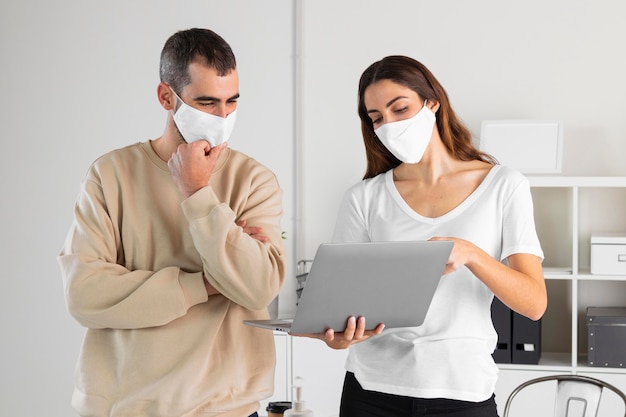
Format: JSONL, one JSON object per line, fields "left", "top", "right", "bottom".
{"left": 428, "top": 100, "right": 440, "bottom": 113}
{"left": 157, "top": 82, "right": 176, "bottom": 111}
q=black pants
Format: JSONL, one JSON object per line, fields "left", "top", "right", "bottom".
{"left": 340, "top": 372, "right": 499, "bottom": 417}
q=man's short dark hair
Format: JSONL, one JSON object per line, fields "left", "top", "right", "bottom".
{"left": 160, "top": 28, "right": 237, "bottom": 95}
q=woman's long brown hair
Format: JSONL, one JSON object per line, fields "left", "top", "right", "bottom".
{"left": 357, "top": 56, "right": 496, "bottom": 179}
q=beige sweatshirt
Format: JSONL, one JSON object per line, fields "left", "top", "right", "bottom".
{"left": 58, "top": 141, "right": 287, "bottom": 417}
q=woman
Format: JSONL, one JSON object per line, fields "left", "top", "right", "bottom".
{"left": 311, "top": 56, "right": 546, "bottom": 416}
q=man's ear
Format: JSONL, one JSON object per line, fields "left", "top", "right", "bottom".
{"left": 157, "top": 82, "right": 176, "bottom": 111}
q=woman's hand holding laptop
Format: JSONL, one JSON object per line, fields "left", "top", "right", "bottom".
{"left": 293, "top": 316, "right": 385, "bottom": 350}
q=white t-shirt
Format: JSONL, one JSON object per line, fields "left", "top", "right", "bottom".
{"left": 331, "top": 164, "right": 543, "bottom": 402}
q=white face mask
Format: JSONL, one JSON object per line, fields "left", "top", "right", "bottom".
{"left": 374, "top": 101, "right": 436, "bottom": 164}
{"left": 171, "top": 89, "right": 237, "bottom": 147}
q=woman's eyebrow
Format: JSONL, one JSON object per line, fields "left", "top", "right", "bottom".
{"left": 366, "top": 96, "right": 408, "bottom": 114}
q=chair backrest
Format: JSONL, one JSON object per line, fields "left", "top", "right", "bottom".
{"left": 503, "top": 375, "right": 626, "bottom": 417}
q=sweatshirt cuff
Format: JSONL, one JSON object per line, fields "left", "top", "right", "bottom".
{"left": 179, "top": 270, "right": 208, "bottom": 308}
{"left": 180, "top": 186, "right": 222, "bottom": 220}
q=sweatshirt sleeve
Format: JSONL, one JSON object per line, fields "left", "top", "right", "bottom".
{"left": 181, "top": 170, "right": 287, "bottom": 311}
{"left": 58, "top": 177, "right": 209, "bottom": 330}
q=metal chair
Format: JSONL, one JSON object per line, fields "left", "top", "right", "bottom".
{"left": 503, "top": 374, "right": 626, "bottom": 417}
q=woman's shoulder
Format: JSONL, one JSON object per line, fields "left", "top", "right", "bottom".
{"left": 482, "top": 164, "right": 531, "bottom": 199}
{"left": 490, "top": 164, "right": 527, "bottom": 183}
{"left": 344, "top": 170, "right": 390, "bottom": 197}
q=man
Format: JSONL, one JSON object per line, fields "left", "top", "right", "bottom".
{"left": 58, "top": 28, "right": 287, "bottom": 417}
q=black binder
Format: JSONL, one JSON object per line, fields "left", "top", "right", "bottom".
{"left": 491, "top": 297, "right": 512, "bottom": 363}
{"left": 490, "top": 297, "right": 541, "bottom": 364}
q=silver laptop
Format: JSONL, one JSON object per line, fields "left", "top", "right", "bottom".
{"left": 244, "top": 240, "right": 453, "bottom": 334}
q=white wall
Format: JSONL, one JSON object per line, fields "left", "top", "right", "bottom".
{"left": 300, "top": 0, "right": 626, "bottom": 258}
{"left": 2, "top": 0, "right": 626, "bottom": 416}
{"left": 0, "top": 1, "right": 294, "bottom": 415}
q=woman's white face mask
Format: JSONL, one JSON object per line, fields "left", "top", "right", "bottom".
{"left": 171, "top": 89, "right": 237, "bottom": 147}
{"left": 374, "top": 100, "right": 436, "bottom": 164}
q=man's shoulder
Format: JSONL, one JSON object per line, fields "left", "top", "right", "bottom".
{"left": 93, "top": 142, "right": 145, "bottom": 165}
{"left": 86, "top": 142, "right": 150, "bottom": 180}
{"left": 221, "top": 148, "right": 281, "bottom": 190}
{"left": 224, "top": 148, "right": 275, "bottom": 174}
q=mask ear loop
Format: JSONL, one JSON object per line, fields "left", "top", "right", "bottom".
{"left": 169, "top": 86, "right": 184, "bottom": 113}
{"left": 424, "top": 98, "right": 441, "bottom": 114}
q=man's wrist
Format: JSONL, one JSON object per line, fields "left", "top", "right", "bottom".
{"left": 203, "top": 274, "right": 220, "bottom": 296}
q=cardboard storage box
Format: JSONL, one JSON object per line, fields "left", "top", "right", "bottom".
{"left": 587, "top": 307, "right": 626, "bottom": 368}
{"left": 590, "top": 234, "right": 626, "bottom": 275}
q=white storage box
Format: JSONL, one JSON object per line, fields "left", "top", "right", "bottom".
{"left": 590, "top": 234, "right": 626, "bottom": 275}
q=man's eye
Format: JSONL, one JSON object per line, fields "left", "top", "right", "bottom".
{"left": 199, "top": 102, "right": 215, "bottom": 107}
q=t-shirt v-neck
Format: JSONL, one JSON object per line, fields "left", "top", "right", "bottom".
{"left": 384, "top": 165, "right": 500, "bottom": 224}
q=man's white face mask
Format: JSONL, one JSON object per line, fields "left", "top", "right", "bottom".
{"left": 171, "top": 88, "right": 237, "bottom": 147}
{"left": 374, "top": 100, "right": 436, "bottom": 164}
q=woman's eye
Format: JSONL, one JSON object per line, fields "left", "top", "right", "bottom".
{"left": 395, "top": 107, "right": 408, "bottom": 114}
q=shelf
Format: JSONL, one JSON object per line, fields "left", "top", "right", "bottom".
{"left": 543, "top": 266, "right": 572, "bottom": 277}
{"left": 576, "top": 354, "right": 626, "bottom": 373}
{"left": 543, "top": 272, "right": 626, "bottom": 282}
{"left": 577, "top": 273, "right": 626, "bottom": 282}
{"left": 544, "top": 272, "right": 573, "bottom": 280}
{"left": 528, "top": 176, "right": 626, "bottom": 187}
{"left": 498, "top": 352, "right": 573, "bottom": 371}
{"left": 576, "top": 366, "right": 626, "bottom": 375}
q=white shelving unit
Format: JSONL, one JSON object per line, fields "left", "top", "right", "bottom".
{"left": 496, "top": 176, "right": 626, "bottom": 416}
